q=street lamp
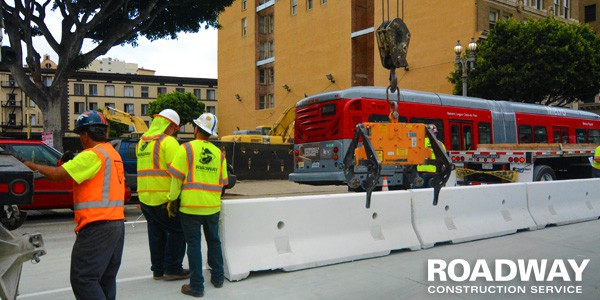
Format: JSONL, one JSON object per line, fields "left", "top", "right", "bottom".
{"left": 454, "top": 38, "right": 477, "bottom": 97}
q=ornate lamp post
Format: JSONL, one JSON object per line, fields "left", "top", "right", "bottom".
{"left": 454, "top": 38, "right": 478, "bottom": 97}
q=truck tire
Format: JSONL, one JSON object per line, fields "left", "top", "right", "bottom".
{"left": 533, "top": 165, "right": 556, "bottom": 181}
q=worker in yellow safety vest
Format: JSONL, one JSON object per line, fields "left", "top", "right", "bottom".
{"left": 137, "top": 109, "right": 189, "bottom": 281}
{"left": 24, "top": 110, "right": 126, "bottom": 299}
{"left": 593, "top": 144, "right": 600, "bottom": 178}
{"left": 415, "top": 124, "right": 447, "bottom": 188}
{"left": 167, "top": 112, "right": 229, "bottom": 298}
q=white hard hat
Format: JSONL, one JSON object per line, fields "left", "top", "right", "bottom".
{"left": 157, "top": 109, "right": 180, "bottom": 126}
{"left": 193, "top": 113, "right": 218, "bottom": 137}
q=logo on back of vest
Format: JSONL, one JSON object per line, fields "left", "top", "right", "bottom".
{"left": 199, "top": 147, "right": 214, "bottom": 164}
{"left": 139, "top": 142, "right": 149, "bottom": 152}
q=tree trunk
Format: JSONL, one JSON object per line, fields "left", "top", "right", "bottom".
{"left": 41, "top": 79, "right": 69, "bottom": 152}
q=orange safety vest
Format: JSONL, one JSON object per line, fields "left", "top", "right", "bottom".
{"left": 73, "top": 143, "right": 125, "bottom": 232}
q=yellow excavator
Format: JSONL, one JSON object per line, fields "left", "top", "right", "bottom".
{"left": 220, "top": 104, "right": 295, "bottom": 144}
{"left": 101, "top": 106, "right": 149, "bottom": 137}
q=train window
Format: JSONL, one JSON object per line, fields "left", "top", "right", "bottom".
{"left": 464, "top": 125, "right": 473, "bottom": 150}
{"left": 410, "top": 117, "right": 444, "bottom": 143}
{"left": 534, "top": 126, "right": 548, "bottom": 143}
{"left": 321, "top": 104, "right": 336, "bottom": 116}
{"left": 589, "top": 129, "right": 600, "bottom": 143}
{"left": 553, "top": 127, "right": 569, "bottom": 143}
{"left": 451, "top": 124, "right": 460, "bottom": 150}
{"left": 518, "top": 125, "right": 533, "bottom": 143}
{"left": 576, "top": 129, "right": 587, "bottom": 143}
{"left": 478, "top": 122, "right": 492, "bottom": 144}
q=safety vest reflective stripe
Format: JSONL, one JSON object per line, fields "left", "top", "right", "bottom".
{"left": 218, "top": 153, "right": 225, "bottom": 185}
{"left": 75, "top": 200, "right": 125, "bottom": 209}
{"left": 74, "top": 148, "right": 124, "bottom": 210}
{"left": 168, "top": 165, "right": 186, "bottom": 181}
{"left": 138, "top": 170, "right": 170, "bottom": 177}
{"left": 184, "top": 143, "right": 194, "bottom": 182}
{"left": 152, "top": 135, "right": 167, "bottom": 168}
{"left": 182, "top": 183, "right": 223, "bottom": 192}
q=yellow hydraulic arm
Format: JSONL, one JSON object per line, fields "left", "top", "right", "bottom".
{"left": 268, "top": 104, "right": 295, "bottom": 143}
{"left": 102, "top": 106, "right": 149, "bottom": 134}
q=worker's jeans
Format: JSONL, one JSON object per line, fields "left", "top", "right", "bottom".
{"left": 71, "top": 220, "right": 124, "bottom": 300}
{"left": 180, "top": 212, "right": 224, "bottom": 292}
{"left": 140, "top": 202, "right": 187, "bottom": 276}
{"left": 593, "top": 168, "right": 600, "bottom": 178}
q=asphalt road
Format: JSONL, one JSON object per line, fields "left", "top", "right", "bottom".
{"left": 11, "top": 180, "right": 600, "bottom": 300}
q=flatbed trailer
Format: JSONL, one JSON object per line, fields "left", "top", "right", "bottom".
{"left": 449, "top": 143, "right": 597, "bottom": 184}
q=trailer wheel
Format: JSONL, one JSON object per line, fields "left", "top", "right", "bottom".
{"left": 533, "top": 165, "right": 556, "bottom": 181}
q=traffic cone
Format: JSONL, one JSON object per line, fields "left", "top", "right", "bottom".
{"left": 382, "top": 176, "right": 389, "bottom": 191}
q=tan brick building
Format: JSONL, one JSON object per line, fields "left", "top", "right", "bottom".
{"left": 0, "top": 57, "right": 218, "bottom": 140}
{"left": 217, "top": 0, "right": 581, "bottom": 136}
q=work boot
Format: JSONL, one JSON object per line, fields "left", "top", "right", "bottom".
{"left": 181, "top": 284, "right": 204, "bottom": 298}
{"left": 211, "top": 277, "right": 224, "bottom": 288}
{"left": 164, "top": 269, "right": 191, "bottom": 281}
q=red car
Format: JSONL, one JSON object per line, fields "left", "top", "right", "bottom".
{"left": 0, "top": 139, "right": 130, "bottom": 210}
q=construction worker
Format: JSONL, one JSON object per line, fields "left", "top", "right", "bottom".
{"left": 167, "top": 112, "right": 229, "bottom": 298}
{"left": 593, "top": 145, "right": 600, "bottom": 178}
{"left": 137, "top": 109, "right": 190, "bottom": 281}
{"left": 415, "top": 124, "right": 447, "bottom": 188}
{"left": 23, "top": 110, "right": 126, "bottom": 300}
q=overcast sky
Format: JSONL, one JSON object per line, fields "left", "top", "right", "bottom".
{"left": 2, "top": 6, "right": 219, "bottom": 79}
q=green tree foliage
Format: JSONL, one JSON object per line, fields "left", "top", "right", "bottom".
{"left": 449, "top": 18, "right": 600, "bottom": 106}
{"left": 0, "top": 0, "right": 234, "bottom": 150}
{"left": 148, "top": 92, "right": 205, "bottom": 126}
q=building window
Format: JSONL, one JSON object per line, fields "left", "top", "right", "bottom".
{"left": 206, "top": 106, "right": 216, "bottom": 114}
{"left": 291, "top": 0, "right": 298, "bottom": 15}
{"left": 8, "top": 114, "right": 16, "bottom": 125}
{"left": 563, "top": 0, "right": 570, "bottom": 18}
{"left": 502, "top": 13, "right": 512, "bottom": 20}
{"left": 74, "top": 102, "right": 85, "bottom": 114}
{"left": 193, "top": 89, "right": 202, "bottom": 100}
{"left": 141, "top": 86, "right": 149, "bottom": 98}
{"left": 553, "top": 0, "right": 559, "bottom": 16}
{"left": 532, "top": 0, "right": 543, "bottom": 10}
{"left": 321, "top": 0, "right": 327, "bottom": 4}
{"left": 106, "top": 102, "right": 115, "bottom": 109}
{"left": 207, "top": 89, "right": 216, "bottom": 100}
{"left": 124, "top": 86, "right": 134, "bottom": 97}
{"left": 89, "top": 102, "right": 98, "bottom": 111}
{"left": 489, "top": 10, "right": 498, "bottom": 28}
{"left": 42, "top": 76, "right": 52, "bottom": 87}
{"left": 585, "top": 5, "right": 596, "bottom": 23}
{"left": 157, "top": 87, "right": 167, "bottom": 96}
{"left": 141, "top": 104, "right": 149, "bottom": 116}
{"left": 89, "top": 84, "right": 98, "bottom": 96}
{"left": 259, "top": 94, "right": 274, "bottom": 109}
{"left": 105, "top": 85, "right": 115, "bottom": 96}
{"left": 259, "top": 68, "right": 274, "bottom": 85}
{"left": 29, "top": 99, "right": 35, "bottom": 107}
{"left": 242, "top": 18, "right": 247, "bottom": 36}
{"left": 176, "top": 87, "right": 185, "bottom": 93}
{"left": 259, "top": 41, "right": 274, "bottom": 60}
{"left": 30, "top": 115, "right": 37, "bottom": 126}
{"left": 242, "top": 0, "right": 247, "bottom": 10}
{"left": 124, "top": 103, "right": 134, "bottom": 114}
{"left": 74, "top": 83, "right": 85, "bottom": 96}
{"left": 307, "top": 0, "right": 313, "bottom": 10}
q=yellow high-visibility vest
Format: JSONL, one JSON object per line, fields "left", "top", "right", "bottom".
{"left": 168, "top": 140, "right": 229, "bottom": 216}
{"left": 417, "top": 137, "right": 446, "bottom": 173}
{"left": 137, "top": 134, "right": 179, "bottom": 206}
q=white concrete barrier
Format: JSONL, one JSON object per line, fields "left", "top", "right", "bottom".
{"left": 526, "top": 178, "right": 600, "bottom": 228}
{"left": 411, "top": 184, "right": 537, "bottom": 249}
{"left": 220, "top": 190, "right": 420, "bottom": 281}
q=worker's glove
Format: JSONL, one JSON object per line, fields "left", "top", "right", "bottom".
{"left": 167, "top": 199, "right": 180, "bottom": 218}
